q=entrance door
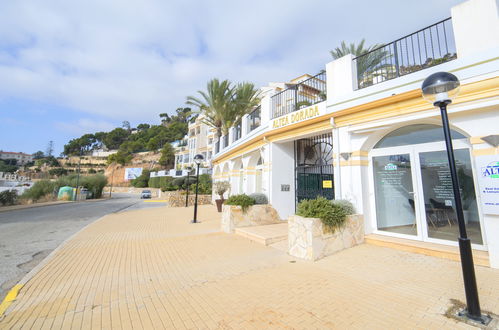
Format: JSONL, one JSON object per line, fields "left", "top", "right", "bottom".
{"left": 370, "top": 124, "right": 485, "bottom": 248}
{"left": 295, "top": 134, "right": 334, "bottom": 204}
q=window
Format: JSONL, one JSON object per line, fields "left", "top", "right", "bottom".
{"left": 374, "top": 124, "right": 466, "bottom": 148}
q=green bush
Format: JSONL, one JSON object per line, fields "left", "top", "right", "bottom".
{"left": 0, "top": 190, "right": 18, "bottom": 205}
{"left": 88, "top": 168, "right": 97, "bottom": 174}
{"left": 81, "top": 174, "right": 108, "bottom": 198}
{"left": 331, "top": 199, "right": 355, "bottom": 215}
{"left": 296, "top": 197, "right": 352, "bottom": 233}
{"left": 148, "top": 176, "right": 178, "bottom": 191}
{"left": 131, "top": 170, "right": 150, "bottom": 188}
{"left": 225, "top": 194, "right": 255, "bottom": 213}
{"left": 249, "top": 193, "right": 268, "bottom": 204}
{"left": 48, "top": 168, "right": 68, "bottom": 177}
{"left": 22, "top": 180, "right": 57, "bottom": 201}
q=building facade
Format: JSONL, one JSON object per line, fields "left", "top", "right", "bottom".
{"left": 212, "top": 0, "right": 499, "bottom": 268}
{"left": 0, "top": 151, "right": 34, "bottom": 165}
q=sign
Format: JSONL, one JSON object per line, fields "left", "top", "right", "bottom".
{"left": 476, "top": 155, "right": 499, "bottom": 215}
{"left": 272, "top": 105, "right": 321, "bottom": 129}
{"left": 322, "top": 180, "right": 333, "bottom": 188}
{"left": 281, "top": 184, "right": 290, "bottom": 192}
{"left": 124, "top": 167, "right": 143, "bottom": 181}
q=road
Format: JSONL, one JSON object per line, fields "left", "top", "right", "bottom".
{"left": 0, "top": 193, "right": 166, "bottom": 302}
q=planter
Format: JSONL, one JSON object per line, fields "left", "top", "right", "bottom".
{"left": 215, "top": 199, "right": 224, "bottom": 212}
{"left": 221, "top": 204, "right": 282, "bottom": 233}
{"left": 288, "top": 214, "right": 364, "bottom": 261}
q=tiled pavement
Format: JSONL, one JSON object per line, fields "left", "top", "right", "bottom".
{"left": 0, "top": 205, "right": 498, "bottom": 329}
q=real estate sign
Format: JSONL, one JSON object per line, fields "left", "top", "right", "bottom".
{"left": 476, "top": 155, "right": 499, "bottom": 215}
{"left": 124, "top": 167, "right": 143, "bottom": 181}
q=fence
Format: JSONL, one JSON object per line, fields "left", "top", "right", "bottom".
{"left": 354, "top": 18, "right": 456, "bottom": 89}
{"left": 271, "top": 71, "right": 326, "bottom": 119}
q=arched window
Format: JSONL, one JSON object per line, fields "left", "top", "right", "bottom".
{"left": 374, "top": 124, "right": 466, "bottom": 149}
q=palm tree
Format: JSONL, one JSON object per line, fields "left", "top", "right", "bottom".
{"left": 186, "top": 79, "right": 233, "bottom": 138}
{"left": 330, "top": 39, "right": 390, "bottom": 79}
{"left": 186, "top": 79, "right": 260, "bottom": 138}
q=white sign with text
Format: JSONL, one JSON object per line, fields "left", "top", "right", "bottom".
{"left": 476, "top": 155, "right": 499, "bottom": 215}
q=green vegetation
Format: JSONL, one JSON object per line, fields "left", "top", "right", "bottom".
{"left": 22, "top": 174, "right": 108, "bottom": 201}
{"left": 130, "top": 170, "right": 150, "bottom": 188}
{"left": 148, "top": 176, "right": 177, "bottom": 191}
{"left": 0, "top": 190, "right": 18, "bottom": 206}
{"left": 225, "top": 194, "right": 255, "bottom": 213}
{"left": 48, "top": 168, "right": 68, "bottom": 176}
{"left": 248, "top": 193, "right": 268, "bottom": 205}
{"left": 0, "top": 159, "right": 18, "bottom": 173}
{"left": 187, "top": 174, "right": 212, "bottom": 195}
{"left": 296, "top": 197, "right": 355, "bottom": 233}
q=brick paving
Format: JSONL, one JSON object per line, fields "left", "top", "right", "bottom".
{"left": 0, "top": 205, "right": 498, "bottom": 329}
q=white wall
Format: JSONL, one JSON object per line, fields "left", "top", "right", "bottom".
{"left": 269, "top": 141, "right": 295, "bottom": 220}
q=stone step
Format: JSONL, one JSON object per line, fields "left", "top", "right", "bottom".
{"left": 365, "top": 234, "right": 490, "bottom": 267}
{"left": 235, "top": 223, "right": 288, "bottom": 246}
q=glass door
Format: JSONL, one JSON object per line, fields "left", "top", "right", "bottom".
{"left": 372, "top": 153, "right": 419, "bottom": 238}
{"left": 416, "top": 147, "right": 484, "bottom": 246}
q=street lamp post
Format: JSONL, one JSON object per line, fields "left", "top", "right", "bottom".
{"left": 422, "top": 72, "right": 489, "bottom": 324}
{"left": 185, "top": 166, "right": 193, "bottom": 207}
{"left": 191, "top": 154, "right": 204, "bottom": 223}
{"left": 74, "top": 150, "right": 82, "bottom": 202}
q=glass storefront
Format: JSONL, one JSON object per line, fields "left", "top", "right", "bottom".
{"left": 371, "top": 124, "right": 484, "bottom": 246}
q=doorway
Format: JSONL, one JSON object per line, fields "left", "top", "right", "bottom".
{"left": 369, "top": 124, "right": 484, "bottom": 247}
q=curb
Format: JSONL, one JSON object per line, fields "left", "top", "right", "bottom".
{"left": 0, "top": 198, "right": 109, "bottom": 213}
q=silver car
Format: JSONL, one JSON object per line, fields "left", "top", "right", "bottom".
{"left": 140, "top": 189, "right": 152, "bottom": 199}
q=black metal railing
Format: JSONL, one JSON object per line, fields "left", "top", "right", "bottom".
{"left": 354, "top": 18, "right": 456, "bottom": 89}
{"left": 271, "top": 71, "right": 326, "bottom": 119}
{"left": 221, "top": 135, "right": 228, "bottom": 149}
{"left": 214, "top": 140, "right": 220, "bottom": 154}
{"left": 248, "top": 106, "right": 261, "bottom": 132}
{"left": 233, "top": 123, "right": 242, "bottom": 142}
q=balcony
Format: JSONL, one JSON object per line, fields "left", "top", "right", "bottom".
{"left": 354, "top": 18, "right": 456, "bottom": 89}
{"left": 248, "top": 106, "right": 261, "bottom": 132}
{"left": 233, "top": 123, "right": 242, "bottom": 142}
{"left": 271, "top": 71, "right": 326, "bottom": 119}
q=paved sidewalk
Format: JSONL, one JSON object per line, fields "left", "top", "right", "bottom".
{"left": 1, "top": 205, "right": 498, "bottom": 329}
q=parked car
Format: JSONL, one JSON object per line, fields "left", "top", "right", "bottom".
{"left": 140, "top": 189, "right": 152, "bottom": 199}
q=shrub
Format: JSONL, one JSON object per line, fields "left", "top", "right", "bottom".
{"left": 248, "top": 193, "right": 268, "bottom": 204}
{"left": 0, "top": 190, "right": 18, "bottom": 206}
{"left": 225, "top": 194, "right": 255, "bottom": 213}
{"left": 188, "top": 174, "right": 212, "bottom": 194}
{"left": 131, "top": 170, "right": 150, "bottom": 188}
{"left": 22, "top": 180, "right": 57, "bottom": 201}
{"left": 48, "top": 168, "right": 68, "bottom": 177}
{"left": 172, "top": 176, "right": 197, "bottom": 190}
{"left": 331, "top": 199, "right": 355, "bottom": 215}
{"left": 213, "top": 181, "right": 230, "bottom": 200}
{"left": 296, "top": 197, "right": 350, "bottom": 233}
{"left": 81, "top": 174, "right": 108, "bottom": 198}
{"left": 88, "top": 168, "right": 97, "bottom": 174}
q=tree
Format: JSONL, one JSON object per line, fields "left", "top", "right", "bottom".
{"left": 0, "top": 160, "right": 17, "bottom": 173}
{"left": 107, "top": 150, "right": 133, "bottom": 165}
{"left": 46, "top": 141, "right": 54, "bottom": 157}
{"left": 137, "top": 123, "right": 150, "bottom": 131}
{"left": 158, "top": 143, "right": 175, "bottom": 168}
{"left": 103, "top": 128, "right": 129, "bottom": 149}
{"left": 187, "top": 79, "right": 259, "bottom": 138}
{"left": 122, "top": 121, "right": 131, "bottom": 132}
{"left": 63, "top": 134, "right": 96, "bottom": 156}
{"left": 33, "top": 151, "right": 45, "bottom": 159}
{"left": 330, "top": 39, "right": 390, "bottom": 78}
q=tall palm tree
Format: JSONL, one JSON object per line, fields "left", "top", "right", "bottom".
{"left": 330, "top": 39, "right": 389, "bottom": 78}
{"left": 186, "top": 79, "right": 233, "bottom": 138}
{"left": 186, "top": 79, "right": 260, "bottom": 138}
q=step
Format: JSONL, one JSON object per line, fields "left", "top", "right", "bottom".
{"left": 235, "top": 223, "right": 288, "bottom": 246}
{"left": 365, "top": 234, "right": 490, "bottom": 267}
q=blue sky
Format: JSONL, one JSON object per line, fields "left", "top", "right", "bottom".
{"left": 0, "top": 0, "right": 463, "bottom": 155}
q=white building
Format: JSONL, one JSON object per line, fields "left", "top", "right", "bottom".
{"left": 212, "top": 0, "right": 499, "bottom": 268}
{"left": 0, "top": 151, "right": 33, "bottom": 165}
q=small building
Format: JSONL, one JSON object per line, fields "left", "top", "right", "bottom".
{"left": 0, "top": 151, "right": 34, "bottom": 165}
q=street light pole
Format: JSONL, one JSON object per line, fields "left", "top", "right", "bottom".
{"left": 75, "top": 150, "right": 82, "bottom": 202}
{"left": 191, "top": 154, "right": 204, "bottom": 223}
{"left": 422, "top": 72, "right": 489, "bottom": 324}
{"left": 185, "top": 166, "right": 192, "bottom": 207}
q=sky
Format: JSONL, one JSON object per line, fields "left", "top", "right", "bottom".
{"left": 0, "top": 0, "right": 463, "bottom": 156}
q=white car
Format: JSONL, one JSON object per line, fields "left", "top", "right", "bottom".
{"left": 140, "top": 190, "right": 152, "bottom": 199}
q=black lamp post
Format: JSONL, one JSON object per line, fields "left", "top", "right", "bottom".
{"left": 422, "top": 72, "right": 489, "bottom": 324}
{"left": 185, "top": 166, "right": 193, "bottom": 207}
{"left": 191, "top": 154, "right": 204, "bottom": 223}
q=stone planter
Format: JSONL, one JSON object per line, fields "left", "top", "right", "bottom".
{"left": 288, "top": 214, "right": 364, "bottom": 261}
{"left": 221, "top": 204, "right": 282, "bottom": 233}
{"left": 165, "top": 191, "right": 212, "bottom": 207}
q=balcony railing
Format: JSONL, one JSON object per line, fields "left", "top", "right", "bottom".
{"left": 233, "top": 123, "right": 242, "bottom": 142}
{"left": 248, "top": 106, "right": 261, "bottom": 132}
{"left": 354, "top": 17, "right": 456, "bottom": 89}
{"left": 221, "top": 135, "right": 228, "bottom": 149}
{"left": 271, "top": 71, "right": 326, "bottom": 119}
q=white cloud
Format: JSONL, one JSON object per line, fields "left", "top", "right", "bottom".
{"left": 0, "top": 0, "right": 463, "bottom": 124}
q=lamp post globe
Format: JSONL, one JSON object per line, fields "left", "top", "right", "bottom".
{"left": 422, "top": 71, "right": 460, "bottom": 106}
{"left": 191, "top": 154, "right": 204, "bottom": 223}
{"left": 185, "top": 166, "right": 193, "bottom": 208}
{"left": 422, "top": 72, "right": 489, "bottom": 324}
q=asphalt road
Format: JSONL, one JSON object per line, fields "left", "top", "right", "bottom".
{"left": 0, "top": 193, "right": 166, "bottom": 302}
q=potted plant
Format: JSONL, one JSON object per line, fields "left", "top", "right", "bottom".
{"left": 214, "top": 181, "right": 230, "bottom": 212}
